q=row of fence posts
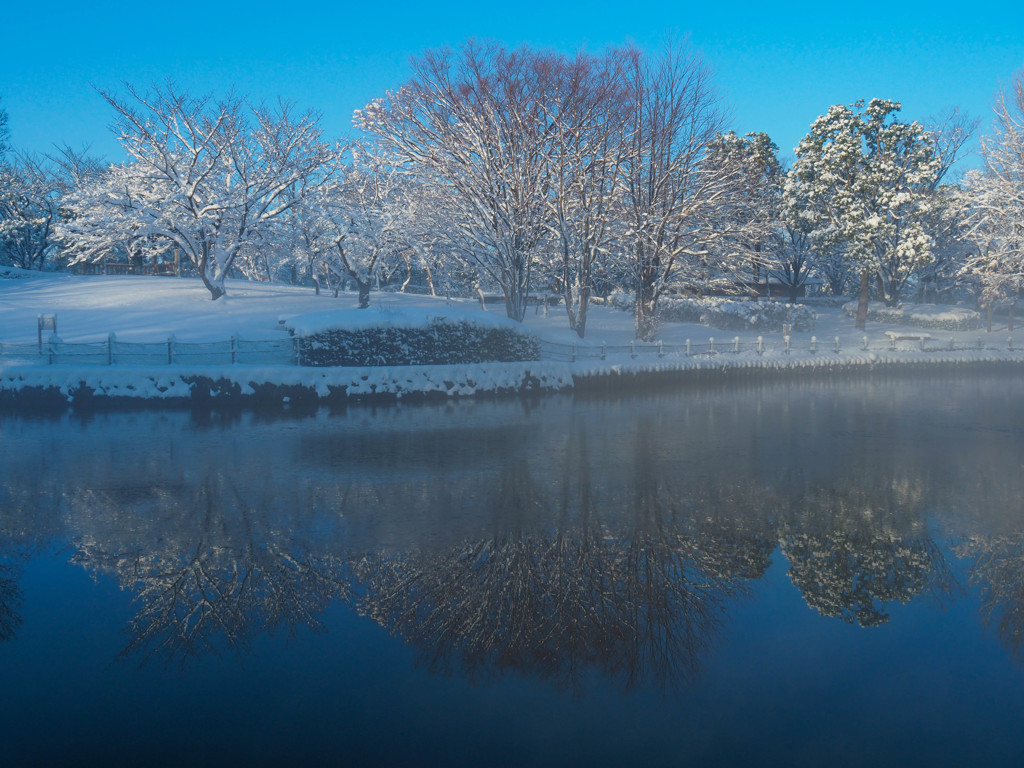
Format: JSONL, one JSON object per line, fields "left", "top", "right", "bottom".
{"left": 573, "top": 334, "right": 1015, "bottom": 361}
{"left": 38, "top": 333, "right": 303, "bottom": 366}
{"left": 558, "top": 331, "right": 1008, "bottom": 362}
{"left": 24, "top": 326, "right": 1019, "bottom": 367}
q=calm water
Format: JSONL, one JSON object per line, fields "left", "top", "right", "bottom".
{"left": 3, "top": 375, "right": 1024, "bottom": 767}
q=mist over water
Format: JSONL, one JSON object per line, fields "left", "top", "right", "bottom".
{"left": 3, "top": 375, "right": 1024, "bottom": 766}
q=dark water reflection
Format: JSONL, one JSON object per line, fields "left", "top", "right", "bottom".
{"left": 3, "top": 374, "right": 1024, "bottom": 765}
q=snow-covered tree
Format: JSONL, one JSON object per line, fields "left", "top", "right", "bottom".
{"left": 0, "top": 97, "right": 9, "bottom": 156}
{"left": 355, "top": 43, "right": 559, "bottom": 321}
{"left": 703, "top": 131, "right": 787, "bottom": 295}
{"left": 0, "top": 147, "right": 100, "bottom": 270}
{"left": 787, "top": 99, "right": 939, "bottom": 327}
{"left": 619, "top": 42, "right": 736, "bottom": 340}
{"left": 543, "top": 50, "right": 632, "bottom": 338}
{"left": 60, "top": 84, "right": 335, "bottom": 299}
{"left": 960, "top": 75, "right": 1024, "bottom": 330}
{"left": 912, "top": 108, "right": 979, "bottom": 303}
{"left": 295, "top": 143, "right": 419, "bottom": 308}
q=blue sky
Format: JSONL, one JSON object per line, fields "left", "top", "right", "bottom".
{"left": 2, "top": 0, "right": 1023, "bottom": 170}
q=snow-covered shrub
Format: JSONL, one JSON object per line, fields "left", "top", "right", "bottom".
{"left": 653, "top": 296, "right": 709, "bottom": 323}
{"left": 841, "top": 302, "right": 980, "bottom": 331}
{"left": 606, "top": 293, "right": 636, "bottom": 313}
{"left": 699, "top": 300, "right": 817, "bottom": 332}
{"left": 287, "top": 312, "right": 541, "bottom": 367}
{"left": 600, "top": 293, "right": 815, "bottom": 330}
{"left": 798, "top": 296, "right": 852, "bottom": 308}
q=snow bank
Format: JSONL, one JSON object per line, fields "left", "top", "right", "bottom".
{"left": 0, "top": 361, "right": 574, "bottom": 408}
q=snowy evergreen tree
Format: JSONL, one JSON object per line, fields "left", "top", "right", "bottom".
{"left": 703, "top": 130, "right": 791, "bottom": 296}
{"left": 787, "top": 99, "right": 939, "bottom": 327}
{"left": 0, "top": 97, "right": 9, "bottom": 157}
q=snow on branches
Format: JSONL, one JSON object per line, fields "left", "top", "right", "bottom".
{"left": 786, "top": 99, "right": 940, "bottom": 327}
{"left": 59, "top": 83, "right": 335, "bottom": 300}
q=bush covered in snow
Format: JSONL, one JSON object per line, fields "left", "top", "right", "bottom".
{"left": 290, "top": 317, "right": 541, "bottom": 367}
{"left": 698, "top": 299, "right": 817, "bottom": 331}
{"left": 603, "top": 294, "right": 816, "bottom": 331}
{"left": 842, "top": 302, "right": 981, "bottom": 331}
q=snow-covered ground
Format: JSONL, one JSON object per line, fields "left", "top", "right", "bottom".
{"left": 2, "top": 268, "right": 1022, "bottom": 404}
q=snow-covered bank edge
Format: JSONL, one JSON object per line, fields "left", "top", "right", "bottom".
{"left": 2, "top": 350, "right": 1024, "bottom": 411}
{"left": 0, "top": 362, "right": 574, "bottom": 410}
{"left": 572, "top": 351, "right": 1024, "bottom": 391}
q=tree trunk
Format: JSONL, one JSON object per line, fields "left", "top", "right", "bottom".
{"left": 423, "top": 263, "right": 436, "bottom": 297}
{"left": 200, "top": 272, "right": 226, "bottom": 300}
{"left": 357, "top": 280, "right": 371, "bottom": 309}
{"left": 986, "top": 304, "right": 993, "bottom": 333}
{"left": 575, "top": 284, "right": 590, "bottom": 340}
{"left": 855, "top": 270, "right": 869, "bottom": 330}
{"left": 1009, "top": 302, "right": 1016, "bottom": 332}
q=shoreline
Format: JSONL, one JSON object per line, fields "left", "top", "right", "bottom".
{"left": 3, "top": 350, "right": 1023, "bottom": 412}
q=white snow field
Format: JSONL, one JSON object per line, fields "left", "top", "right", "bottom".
{"left": 2, "top": 268, "right": 1022, "bottom": 403}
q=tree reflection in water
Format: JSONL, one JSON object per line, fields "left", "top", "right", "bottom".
{"left": 4, "top": 377, "right": 1024, "bottom": 682}
{"left": 65, "top": 474, "right": 352, "bottom": 662}
{"left": 779, "top": 486, "right": 953, "bottom": 627}
{"left": 0, "top": 563, "right": 22, "bottom": 641}
{"left": 959, "top": 535, "right": 1024, "bottom": 659}
{"left": 356, "top": 425, "right": 774, "bottom": 691}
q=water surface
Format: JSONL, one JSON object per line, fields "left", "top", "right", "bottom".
{"left": 3, "top": 375, "right": 1024, "bottom": 766}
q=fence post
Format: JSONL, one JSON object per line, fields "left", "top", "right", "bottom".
{"left": 709, "top": 337, "right": 715, "bottom": 354}
{"left": 601, "top": 341, "right": 606, "bottom": 361}
{"left": 231, "top": 334, "right": 238, "bottom": 364}
{"left": 685, "top": 339, "right": 691, "bottom": 357}
{"left": 1010, "top": 336, "right": 1014, "bottom": 351}
{"left": 658, "top": 340, "right": 664, "bottom": 358}
{"left": 784, "top": 335, "right": 790, "bottom": 354}
{"left": 862, "top": 335, "right": 869, "bottom": 351}
{"left": 108, "top": 332, "right": 115, "bottom": 365}
{"left": 571, "top": 342, "right": 577, "bottom": 363}
{"left": 37, "top": 314, "right": 57, "bottom": 355}
{"left": 48, "top": 336, "right": 54, "bottom": 365}
{"left": 293, "top": 336, "right": 302, "bottom": 366}
{"left": 810, "top": 336, "right": 817, "bottom": 354}
{"left": 167, "top": 335, "right": 175, "bottom": 365}
{"left": 834, "top": 336, "right": 840, "bottom": 354}
{"left": 733, "top": 336, "right": 739, "bottom": 354}
{"left": 757, "top": 336, "right": 763, "bottom": 355}
{"left": 630, "top": 341, "right": 636, "bottom": 359}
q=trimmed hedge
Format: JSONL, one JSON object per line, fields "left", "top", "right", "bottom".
{"left": 295, "top": 319, "right": 542, "bottom": 367}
